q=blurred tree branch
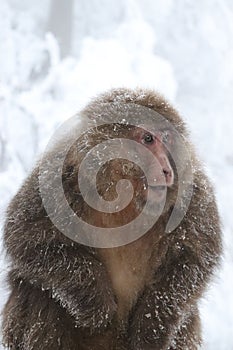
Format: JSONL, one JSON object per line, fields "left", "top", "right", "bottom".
{"left": 48, "top": 0, "right": 74, "bottom": 58}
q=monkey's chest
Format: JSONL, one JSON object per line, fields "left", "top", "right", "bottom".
{"left": 99, "top": 243, "right": 153, "bottom": 319}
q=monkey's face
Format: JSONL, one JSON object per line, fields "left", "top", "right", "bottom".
{"left": 132, "top": 125, "right": 174, "bottom": 191}
{"left": 92, "top": 125, "right": 175, "bottom": 219}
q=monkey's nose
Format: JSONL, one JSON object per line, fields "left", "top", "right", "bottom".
{"left": 163, "top": 168, "right": 174, "bottom": 186}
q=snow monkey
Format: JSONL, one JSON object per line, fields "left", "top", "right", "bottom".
{"left": 2, "top": 88, "right": 222, "bottom": 350}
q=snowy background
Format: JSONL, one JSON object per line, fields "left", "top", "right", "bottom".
{"left": 0, "top": 0, "right": 233, "bottom": 349}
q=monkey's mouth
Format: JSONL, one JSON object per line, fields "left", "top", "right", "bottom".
{"left": 149, "top": 185, "right": 166, "bottom": 191}
{"left": 147, "top": 184, "right": 168, "bottom": 192}
{"left": 146, "top": 185, "right": 167, "bottom": 203}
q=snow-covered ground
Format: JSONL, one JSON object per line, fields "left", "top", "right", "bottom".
{"left": 0, "top": 1, "right": 233, "bottom": 349}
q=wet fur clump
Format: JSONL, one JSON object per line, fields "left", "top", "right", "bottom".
{"left": 2, "top": 88, "right": 222, "bottom": 350}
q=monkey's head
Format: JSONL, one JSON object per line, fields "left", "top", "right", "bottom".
{"left": 40, "top": 88, "right": 193, "bottom": 247}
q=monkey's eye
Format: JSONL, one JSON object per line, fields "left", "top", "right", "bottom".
{"left": 143, "top": 133, "right": 154, "bottom": 144}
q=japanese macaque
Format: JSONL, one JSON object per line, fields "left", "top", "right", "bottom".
{"left": 2, "top": 88, "right": 222, "bottom": 350}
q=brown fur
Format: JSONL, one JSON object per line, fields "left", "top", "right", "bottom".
{"left": 2, "top": 88, "right": 222, "bottom": 349}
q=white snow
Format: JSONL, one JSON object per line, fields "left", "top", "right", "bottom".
{"left": 0, "top": 0, "right": 233, "bottom": 349}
